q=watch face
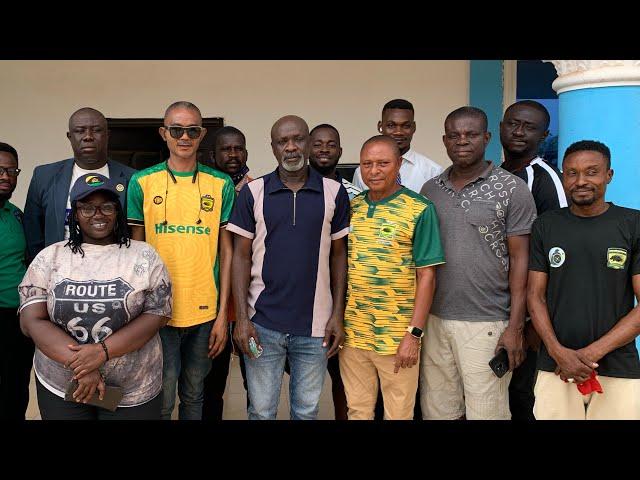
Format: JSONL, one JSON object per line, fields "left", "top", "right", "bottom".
{"left": 408, "top": 326, "right": 423, "bottom": 337}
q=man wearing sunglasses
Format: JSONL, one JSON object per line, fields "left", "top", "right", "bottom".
{"left": 0, "top": 142, "right": 34, "bottom": 420}
{"left": 23, "top": 107, "right": 136, "bottom": 263}
{"left": 127, "top": 101, "right": 235, "bottom": 420}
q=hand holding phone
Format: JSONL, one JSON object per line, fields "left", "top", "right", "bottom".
{"left": 249, "top": 336, "right": 263, "bottom": 358}
{"left": 64, "top": 380, "right": 124, "bottom": 411}
{"left": 489, "top": 348, "right": 510, "bottom": 378}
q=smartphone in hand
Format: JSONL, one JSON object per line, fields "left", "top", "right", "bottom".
{"left": 489, "top": 348, "right": 510, "bottom": 378}
{"left": 64, "top": 381, "right": 124, "bottom": 411}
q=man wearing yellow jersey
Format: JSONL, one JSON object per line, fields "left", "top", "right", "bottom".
{"left": 341, "top": 136, "right": 445, "bottom": 420}
{"left": 127, "top": 102, "right": 235, "bottom": 420}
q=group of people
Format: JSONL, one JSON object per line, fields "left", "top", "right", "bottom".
{"left": 0, "top": 97, "right": 638, "bottom": 421}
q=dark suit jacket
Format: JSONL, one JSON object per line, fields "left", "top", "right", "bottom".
{"left": 23, "top": 158, "right": 137, "bottom": 261}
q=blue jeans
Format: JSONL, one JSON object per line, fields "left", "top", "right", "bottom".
{"left": 159, "top": 321, "right": 213, "bottom": 420}
{"left": 244, "top": 322, "right": 328, "bottom": 420}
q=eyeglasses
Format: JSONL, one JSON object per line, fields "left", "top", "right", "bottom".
{"left": 77, "top": 202, "right": 117, "bottom": 218}
{"left": 164, "top": 125, "right": 205, "bottom": 140}
{"left": 0, "top": 167, "right": 20, "bottom": 177}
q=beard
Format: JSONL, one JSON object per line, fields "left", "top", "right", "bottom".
{"left": 571, "top": 194, "right": 596, "bottom": 205}
{"left": 281, "top": 154, "right": 306, "bottom": 172}
{"left": 570, "top": 188, "right": 597, "bottom": 206}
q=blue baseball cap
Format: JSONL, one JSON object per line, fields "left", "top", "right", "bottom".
{"left": 70, "top": 173, "right": 119, "bottom": 202}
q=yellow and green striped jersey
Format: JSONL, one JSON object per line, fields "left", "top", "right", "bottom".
{"left": 345, "top": 187, "right": 445, "bottom": 354}
{"left": 127, "top": 162, "right": 235, "bottom": 327}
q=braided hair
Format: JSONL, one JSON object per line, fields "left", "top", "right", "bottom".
{"left": 65, "top": 192, "right": 131, "bottom": 257}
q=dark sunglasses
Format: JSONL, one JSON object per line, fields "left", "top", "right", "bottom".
{"left": 0, "top": 167, "right": 20, "bottom": 177}
{"left": 164, "top": 125, "right": 204, "bottom": 140}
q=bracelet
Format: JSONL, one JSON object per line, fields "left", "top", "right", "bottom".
{"left": 99, "top": 340, "right": 110, "bottom": 362}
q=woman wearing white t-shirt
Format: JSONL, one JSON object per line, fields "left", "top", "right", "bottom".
{"left": 19, "top": 173, "right": 172, "bottom": 420}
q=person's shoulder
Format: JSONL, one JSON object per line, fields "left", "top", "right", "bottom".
{"left": 350, "top": 190, "right": 367, "bottom": 207}
{"left": 420, "top": 171, "right": 443, "bottom": 193}
{"left": 130, "top": 162, "right": 166, "bottom": 182}
{"left": 399, "top": 188, "right": 436, "bottom": 216}
{"left": 412, "top": 151, "right": 443, "bottom": 170}
{"left": 5, "top": 201, "right": 23, "bottom": 215}
{"left": 610, "top": 204, "right": 640, "bottom": 222}
{"left": 33, "top": 158, "right": 73, "bottom": 176}
{"left": 199, "top": 164, "right": 233, "bottom": 184}
{"left": 128, "top": 239, "right": 162, "bottom": 257}
{"left": 39, "top": 240, "right": 70, "bottom": 258}
{"left": 535, "top": 206, "right": 569, "bottom": 224}
{"left": 494, "top": 165, "right": 529, "bottom": 188}
{"left": 108, "top": 159, "right": 137, "bottom": 177}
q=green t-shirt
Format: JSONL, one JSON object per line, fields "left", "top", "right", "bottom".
{"left": 344, "top": 187, "right": 445, "bottom": 354}
{"left": 0, "top": 201, "right": 26, "bottom": 308}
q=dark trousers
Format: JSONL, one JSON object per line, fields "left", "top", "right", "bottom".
{"left": 0, "top": 308, "right": 34, "bottom": 420}
{"left": 36, "top": 378, "right": 162, "bottom": 420}
{"left": 202, "top": 332, "right": 249, "bottom": 420}
{"left": 509, "top": 347, "right": 537, "bottom": 421}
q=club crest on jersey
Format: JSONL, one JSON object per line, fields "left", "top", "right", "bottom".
{"left": 200, "top": 194, "right": 214, "bottom": 212}
{"left": 607, "top": 248, "right": 627, "bottom": 270}
{"left": 153, "top": 196, "right": 163, "bottom": 205}
{"left": 549, "top": 247, "right": 565, "bottom": 268}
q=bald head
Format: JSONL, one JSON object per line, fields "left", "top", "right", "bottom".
{"left": 360, "top": 135, "right": 401, "bottom": 158}
{"left": 68, "top": 107, "right": 106, "bottom": 130}
{"left": 164, "top": 101, "right": 202, "bottom": 123}
{"left": 270, "top": 115, "right": 309, "bottom": 140}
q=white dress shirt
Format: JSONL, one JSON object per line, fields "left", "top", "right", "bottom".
{"left": 352, "top": 148, "right": 443, "bottom": 194}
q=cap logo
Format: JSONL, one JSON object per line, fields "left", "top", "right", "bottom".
{"left": 85, "top": 175, "right": 104, "bottom": 187}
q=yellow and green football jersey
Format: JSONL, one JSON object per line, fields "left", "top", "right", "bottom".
{"left": 127, "top": 162, "right": 235, "bottom": 327}
{"left": 345, "top": 187, "right": 445, "bottom": 354}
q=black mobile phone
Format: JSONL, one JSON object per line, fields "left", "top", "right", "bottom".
{"left": 64, "top": 381, "right": 124, "bottom": 412}
{"left": 489, "top": 348, "right": 510, "bottom": 378}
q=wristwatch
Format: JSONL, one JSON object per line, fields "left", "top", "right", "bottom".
{"left": 406, "top": 325, "right": 424, "bottom": 339}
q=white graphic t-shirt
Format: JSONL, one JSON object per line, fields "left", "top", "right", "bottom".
{"left": 19, "top": 240, "right": 172, "bottom": 407}
{"left": 64, "top": 163, "right": 110, "bottom": 240}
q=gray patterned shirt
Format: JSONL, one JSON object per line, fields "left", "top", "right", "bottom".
{"left": 420, "top": 162, "right": 536, "bottom": 321}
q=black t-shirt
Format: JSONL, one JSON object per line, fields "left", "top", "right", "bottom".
{"left": 529, "top": 203, "right": 640, "bottom": 378}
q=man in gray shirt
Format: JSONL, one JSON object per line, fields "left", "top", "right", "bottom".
{"left": 419, "top": 106, "right": 536, "bottom": 420}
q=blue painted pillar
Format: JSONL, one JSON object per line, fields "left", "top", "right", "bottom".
{"left": 547, "top": 61, "right": 640, "bottom": 350}
{"left": 548, "top": 61, "right": 640, "bottom": 210}
{"left": 470, "top": 60, "right": 504, "bottom": 165}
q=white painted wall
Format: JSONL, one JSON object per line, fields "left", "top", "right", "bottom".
{"left": 0, "top": 60, "right": 469, "bottom": 209}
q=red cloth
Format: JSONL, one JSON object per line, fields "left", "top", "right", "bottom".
{"left": 576, "top": 371, "right": 603, "bottom": 395}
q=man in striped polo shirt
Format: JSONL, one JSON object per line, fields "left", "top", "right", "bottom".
{"left": 500, "top": 100, "right": 568, "bottom": 421}
{"left": 228, "top": 115, "right": 350, "bottom": 420}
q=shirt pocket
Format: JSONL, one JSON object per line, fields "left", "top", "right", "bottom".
{"left": 464, "top": 200, "right": 497, "bottom": 226}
